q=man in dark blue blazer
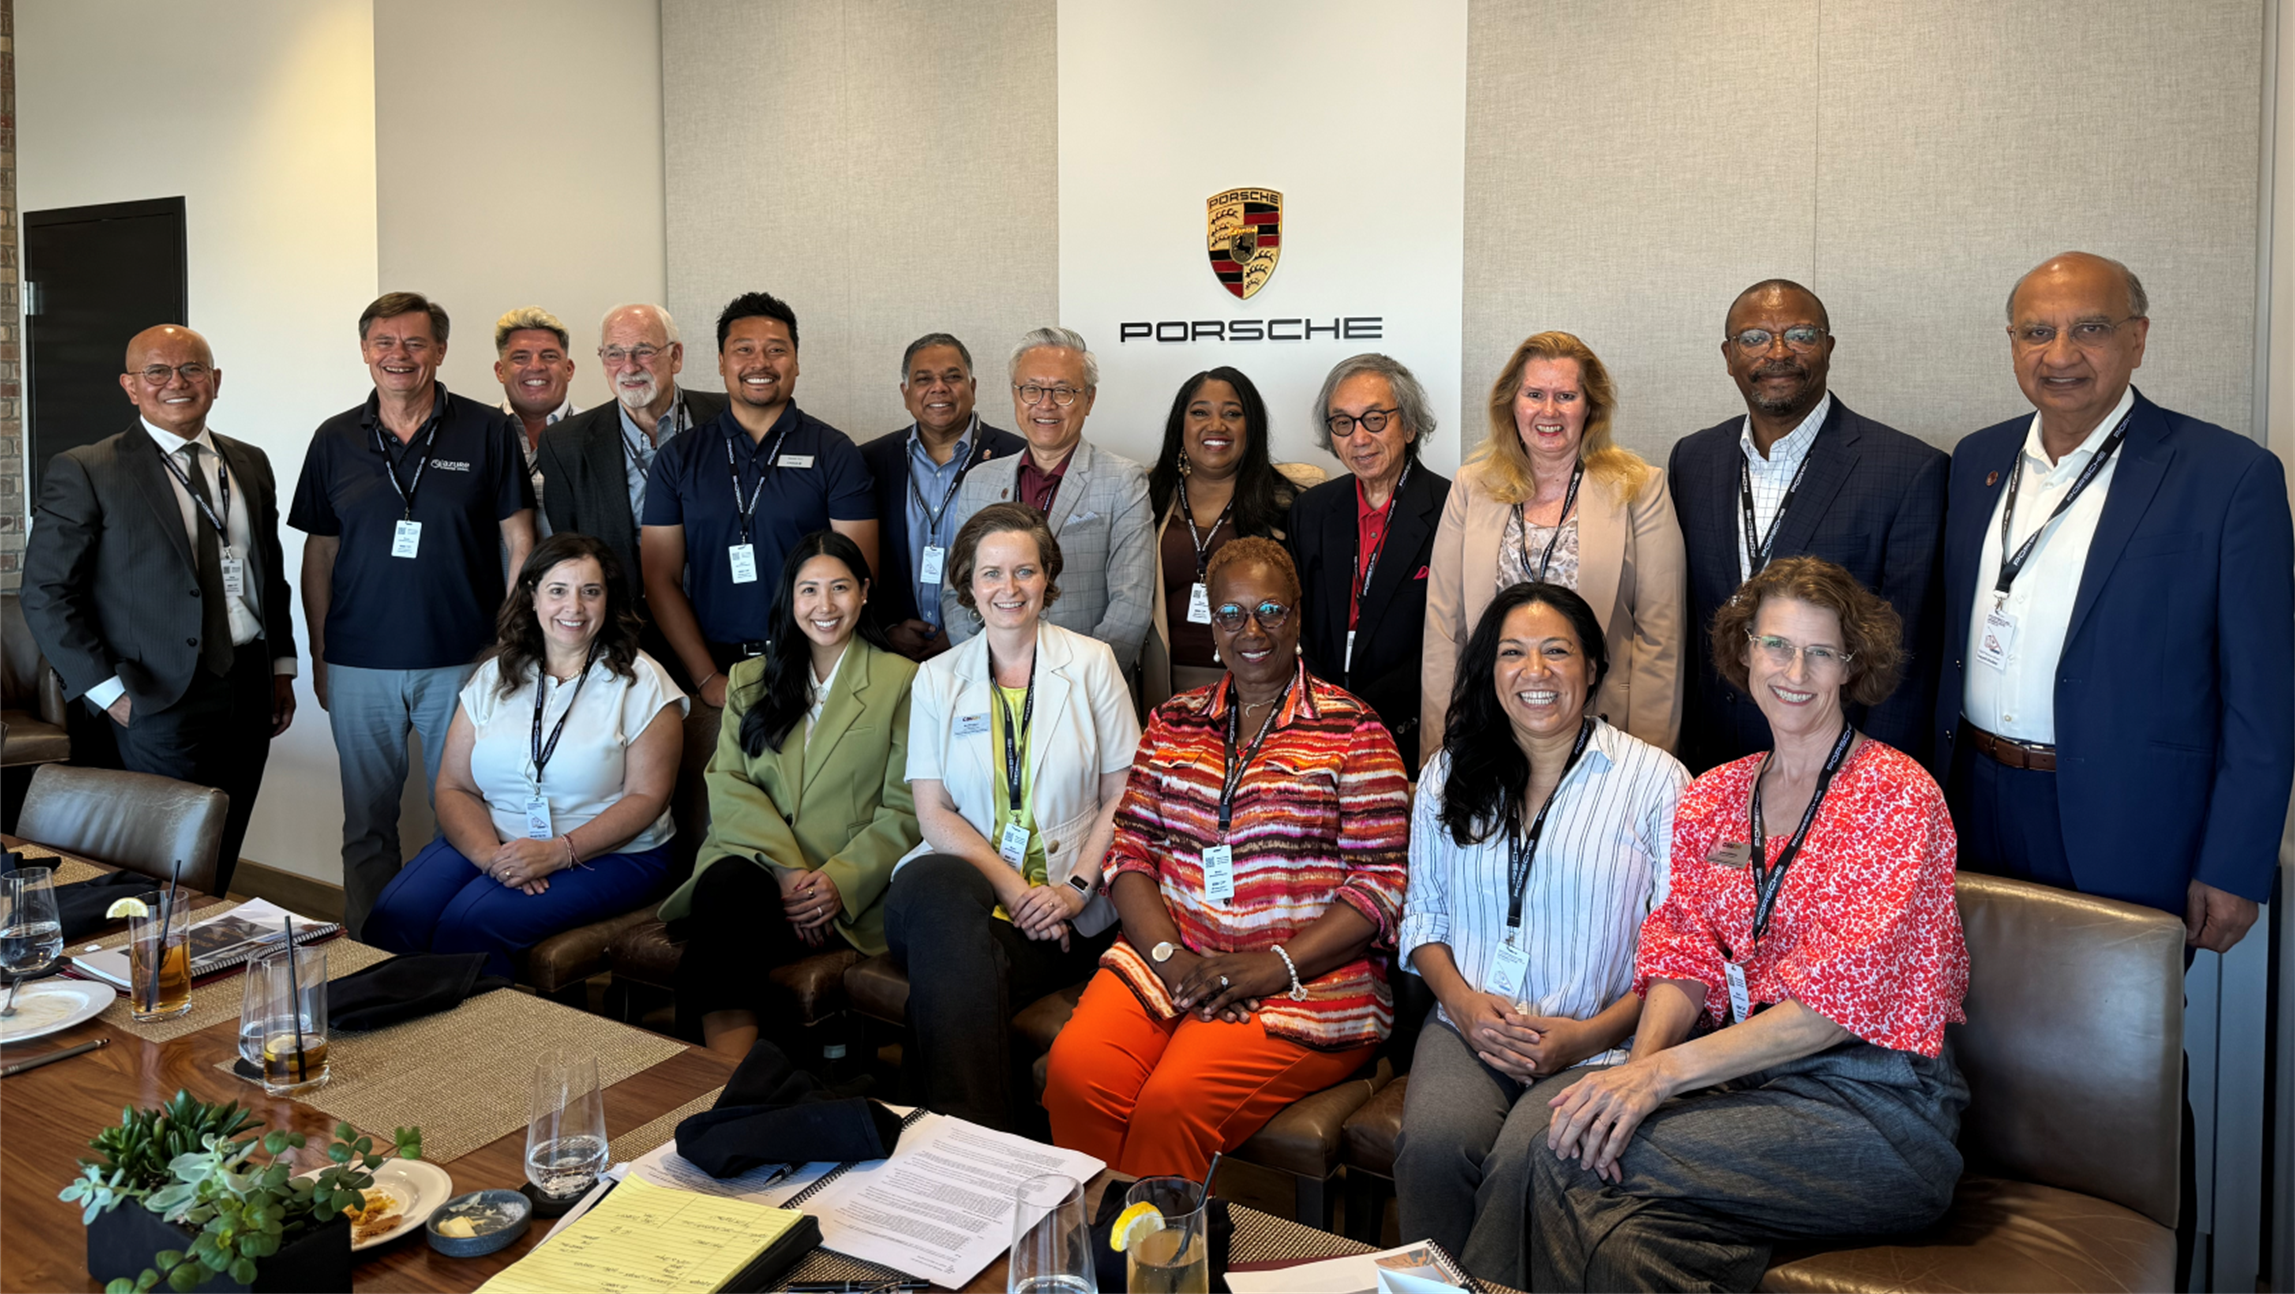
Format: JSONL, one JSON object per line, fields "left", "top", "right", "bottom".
{"left": 1670, "top": 280, "right": 1946, "bottom": 773}
{"left": 1933, "top": 252, "right": 2291, "bottom": 953}
{"left": 858, "top": 333, "right": 1024, "bottom": 660}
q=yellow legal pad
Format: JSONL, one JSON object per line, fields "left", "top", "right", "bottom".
{"left": 477, "top": 1175, "right": 808, "bottom": 1294}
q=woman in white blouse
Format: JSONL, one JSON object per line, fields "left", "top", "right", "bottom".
{"left": 367, "top": 533, "right": 688, "bottom": 978}
{"left": 1394, "top": 580, "right": 1686, "bottom": 1290}
{"left": 884, "top": 502, "right": 1142, "bottom": 1133}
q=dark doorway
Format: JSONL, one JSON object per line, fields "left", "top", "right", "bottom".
{"left": 24, "top": 197, "right": 188, "bottom": 494}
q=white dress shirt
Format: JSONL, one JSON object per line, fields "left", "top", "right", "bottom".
{"left": 503, "top": 396, "right": 576, "bottom": 538}
{"left": 1397, "top": 722, "right": 1688, "bottom": 1068}
{"left": 804, "top": 643, "right": 847, "bottom": 743}
{"left": 1736, "top": 391, "right": 1832, "bottom": 580}
{"left": 461, "top": 651, "right": 688, "bottom": 852}
{"left": 1961, "top": 385, "right": 2135, "bottom": 744}
{"left": 84, "top": 422, "right": 296, "bottom": 712}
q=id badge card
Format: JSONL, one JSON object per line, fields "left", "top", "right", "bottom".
{"left": 918, "top": 544, "right": 947, "bottom": 585}
{"left": 390, "top": 519, "right": 422, "bottom": 559}
{"left": 1723, "top": 960, "right": 1753, "bottom": 1025}
{"left": 954, "top": 712, "right": 990, "bottom": 736}
{"left": 219, "top": 550, "right": 247, "bottom": 599}
{"left": 1975, "top": 606, "right": 2017, "bottom": 671}
{"left": 998, "top": 821, "right": 1031, "bottom": 866}
{"left": 1344, "top": 629, "right": 1357, "bottom": 673}
{"left": 777, "top": 454, "right": 815, "bottom": 469}
{"left": 1186, "top": 583, "right": 1213, "bottom": 625}
{"left": 1486, "top": 937, "right": 1531, "bottom": 1003}
{"left": 729, "top": 543, "right": 759, "bottom": 584}
{"left": 523, "top": 795, "right": 553, "bottom": 841}
{"left": 1201, "top": 843, "right": 1236, "bottom": 905}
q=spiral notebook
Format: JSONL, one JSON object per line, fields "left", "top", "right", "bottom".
{"left": 780, "top": 1105, "right": 932, "bottom": 1207}
{"left": 67, "top": 899, "right": 339, "bottom": 989}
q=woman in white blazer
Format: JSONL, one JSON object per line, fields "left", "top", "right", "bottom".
{"left": 885, "top": 501, "right": 1143, "bottom": 1133}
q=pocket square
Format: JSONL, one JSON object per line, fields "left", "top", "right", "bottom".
{"left": 1067, "top": 510, "right": 1101, "bottom": 525}
{"left": 1414, "top": 565, "right": 1429, "bottom": 579}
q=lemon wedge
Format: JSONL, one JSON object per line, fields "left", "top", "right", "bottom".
{"left": 104, "top": 897, "right": 151, "bottom": 921}
{"left": 1110, "top": 1201, "right": 1165, "bottom": 1253}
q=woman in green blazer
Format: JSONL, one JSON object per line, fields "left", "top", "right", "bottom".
{"left": 662, "top": 531, "right": 922, "bottom": 1057}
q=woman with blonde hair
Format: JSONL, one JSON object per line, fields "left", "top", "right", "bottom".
{"left": 1422, "top": 331, "right": 1685, "bottom": 762}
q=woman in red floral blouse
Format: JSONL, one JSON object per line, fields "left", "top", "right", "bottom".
{"left": 1531, "top": 556, "right": 1970, "bottom": 1293}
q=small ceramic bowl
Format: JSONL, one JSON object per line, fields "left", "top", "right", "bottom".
{"left": 424, "top": 1189, "right": 532, "bottom": 1257}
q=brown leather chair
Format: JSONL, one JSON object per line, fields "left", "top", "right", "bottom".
{"left": 2, "top": 592, "right": 71, "bottom": 769}
{"left": 16, "top": 764, "right": 227, "bottom": 895}
{"left": 606, "top": 910, "right": 859, "bottom": 1057}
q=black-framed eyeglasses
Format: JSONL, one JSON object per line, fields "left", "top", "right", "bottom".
{"left": 1729, "top": 326, "right": 1827, "bottom": 354}
{"left": 1015, "top": 383, "right": 1084, "bottom": 407}
{"left": 133, "top": 363, "right": 212, "bottom": 385}
{"left": 1325, "top": 407, "right": 1401, "bottom": 437}
{"left": 1211, "top": 599, "right": 1293, "bottom": 633}
{"left": 2007, "top": 317, "right": 2140, "bottom": 350}
{"left": 598, "top": 345, "right": 664, "bottom": 365}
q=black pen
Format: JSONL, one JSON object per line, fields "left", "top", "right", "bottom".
{"left": 1, "top": 1036, "right": 108, "bottom": 1077}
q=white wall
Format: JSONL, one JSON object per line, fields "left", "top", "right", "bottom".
{"left": 17, "top": 0, "right": 380, "bottom": 883}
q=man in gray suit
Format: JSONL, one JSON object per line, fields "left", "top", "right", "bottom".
{"left": 941, "top": 327, "right": 1154, "bottom": 669}
{"left": 22, "top": 325, "right": 299, "bottom": 894}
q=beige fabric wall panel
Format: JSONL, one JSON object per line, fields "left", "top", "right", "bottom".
{"left": 1816, "top": 0, "right": 2266, "bottom": 445}
{"left": 662, "top": 0, "right": 1058, "bottom": 444}
{"left": 1464, "top": 0, "right": 1821, "bottom": 466}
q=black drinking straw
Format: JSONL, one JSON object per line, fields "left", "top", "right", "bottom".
{"left": 283, "top": 914, "right": 308, "bottom": 1081}
{"left": 149, "top": 859, "right": 183, "bottom": 1013}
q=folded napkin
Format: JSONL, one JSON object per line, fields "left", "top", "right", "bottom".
{"left": 51, "top": 871, "right": 158, "bottom": 942}
{"left": 326, "top": 951, "right": 510, "bottom": 1031}
{"left": 673, "top": 1040, "right": 906, "bottom": 1178}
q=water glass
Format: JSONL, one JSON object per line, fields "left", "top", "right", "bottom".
{"left": 245, "top": 942, "right": 328, "bottom": 1093}
{"left": 525, "top": 1049, "right": 608, "bottom": 1202}
{"left": 1009, "top": 1173, "right": 1096, "bottom": 1294}
{"left": 1, "top": 866, "right": 63, "bottom": 980}
{"left": 1124, "top": 1176, "right": 1210, "bottom": 1294}
{"left": 127, "top": 889, "right": 194, "bottom": 1022}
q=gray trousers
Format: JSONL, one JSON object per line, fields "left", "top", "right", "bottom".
{"left": 327, "top": 663, "right": 470, "bottom": 937}
{"left": 1393, "top": 1019, "right": 1603, "bottom": 1291}
{"left": 1529, "top": 1039, "right": 1968, "bottom": 1293}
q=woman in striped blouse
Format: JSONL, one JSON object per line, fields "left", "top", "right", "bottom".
{"left": 1043, "top": 538, "right": 1410, "bottom": 1178}
{"left": 1394, "top": 581, "right": 1687, "bottom": 1289}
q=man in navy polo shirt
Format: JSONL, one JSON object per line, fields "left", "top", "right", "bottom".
{"left": 291, "top": 291, "right": 537, "bottom": 934}
{"left": 640, "top": 291, "right": 876, "bottom": 709}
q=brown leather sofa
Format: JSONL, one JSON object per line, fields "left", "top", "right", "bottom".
{"left": 2, "top": 592, "right": 71, "bottom": 770}
{"left": 16, "top": 764, "right": 227, "bottom": 895}
{"left": 1335, "top": 873, "right": 2186, "bottom": 1290}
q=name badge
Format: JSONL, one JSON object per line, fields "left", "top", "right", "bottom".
{"left": 729, "top": 543, "right": 759, "bottom": 584}
{"left": 219, "top": 551, "right": 247, "bottom": 600}
{"left": 1344, "top": 629, "right": 1357, "bottom": 673}
{"left": 1486, "top": 937, "right": 1532, "bottom": 1004}
{"left": 1723, "top": 960, "right": 1753, "bottom": 1025}
{"left": 1975, "top": 607, "right": 2017, "bottom": 671}
{"left": 1201, "top": 843, "right": 1236, "bottom": 905}
{"left": 1187, "top": 583, "right": 1212, "bottom": 625}
{"left": 523, "top": 795, "right": 553, "bottom": 842}
{"left": 918, "top": 545, "right": 946, "bottom": 585}
{"left": 954, "top": 712, "right": 990, "bottom": 736}
{"left": 777, "top": 454, "right": 815, "bottom": 469}
{"left": 998, "top": 821, "right": 1031, "bottom": 866}
{"left": 391, "top": 519, "right": 422, "bottom": 559}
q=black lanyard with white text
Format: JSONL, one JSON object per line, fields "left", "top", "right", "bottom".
{"left": 725, "top": 420, "right": 795, "bottom": 545}
{"left": 374, "top": 419, "right": 440, "bottom": 520}
{"left": 1992, "top": 405, "right": 2133, "bottom": 604}
{"left": 1746, "top": 721, "right": 1856, "bottom": 947}
{"left": 1178, "top": 488, "right": 1235, "bottom": 581}
{"left": 1219, "top": 675, "right": 1294, "bottom": 835}
{"left": 529, "top": 650, "right": 598, "bottom": 788}
{"left": 1352, "top": 461, "right": 1411, "bottom": 616}
{"left": 909, "top": 420, "right": 981, "bottom": 543}
{"left": 1516, "top": 460, "right": 1583, "bottom": 583}
{"left": 1738, "top": 448, "right": 1814, "bottom": 577}
{"left": 157, "top": 443, "right": 232, "bottom": 541}
{"left": 1504, "top": 717, "right": 1595, "bottom": 930}
{"left": 995, "top": 652, "right": 1037, "bottom": 820}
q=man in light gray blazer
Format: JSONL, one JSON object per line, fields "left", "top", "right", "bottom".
{"left": 941, "top": 327, "right": 1155, "bottom": 670}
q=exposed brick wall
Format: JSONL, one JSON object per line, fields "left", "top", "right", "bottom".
{"left": 0, "top": 0, "right": 19, "bottom": 592}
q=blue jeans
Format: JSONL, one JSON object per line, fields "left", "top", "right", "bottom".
{"left": 326, "top": 663, "right": 472, "bottom": 937}
{"left": 365, "top": 835, "right": 671, "bottom": 979}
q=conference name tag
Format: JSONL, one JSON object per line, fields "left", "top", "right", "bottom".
{"left": 998, "top": 822, "right": 1031, "bottom": 866}
{"left": 777, "top": 454, "right": 815, "bottom": 469}
{"left": 1187, "top": 583, "right": 1212, "bottom": 625}
{"left": 918, "top": 544, "right": 946, "bottom": 585}
{"left": 220, "top": 551, "right": 247, "bottom": 599}
{"left": 955, "top": 712, "right": 990, "bottom": 736}
{"left": 1975, "top": 608, "right": 2017, "bottom": 671}
{"left": 1486, "top": 939, "right": 1531, "bottom": 1002}
{"left": 391, "top": 519, "right": 422, "bottom": 559}
{"left": 1201, "top": 844, "right": 1236, "bottom": 905}
{"left": 1724, "top": 961, "right": 1753, "bottom": 1025}
{"left": 523, "top": 795, "right": 553, "bottom": 842}
{"left": 729, "top": 543, "right": 759, "bottom": 584}
{"left": 1344, "top": 630, "right": 1357, "bottom": 673}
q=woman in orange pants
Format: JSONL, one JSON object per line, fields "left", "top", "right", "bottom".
{"left": 1043, "top": 539, "right": 1410, "bottom": 1177}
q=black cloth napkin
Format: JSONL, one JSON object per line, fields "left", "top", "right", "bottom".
{"left": 325, "top": 951, "right": 509, "bottom": 1031}
{"left": 51, "top": 870, "right": 157, "bottom": 942}
{"left": 1090, "top": 1184, "right": 1233, "bottom": 1292}
{"left": 673, "top": 1040, "right": 906, "bottom": 1178}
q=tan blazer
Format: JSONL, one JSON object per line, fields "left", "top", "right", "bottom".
{"left": 1420, "top": 458, "right": 1686, "bottom": 765}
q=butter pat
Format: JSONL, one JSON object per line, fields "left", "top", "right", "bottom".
{"left": 437, "top": 1216, "right": 479, "bottom": 1238}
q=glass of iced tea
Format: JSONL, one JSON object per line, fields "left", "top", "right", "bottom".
{"left": 247, "top": 943, "right": 328, "bottom": 1094}
{"left": 1124, "top": 1176, "right": 1209, "bottom": 1294}
{"left": 126, "top": 891, "right": 193, "bottom": 1022}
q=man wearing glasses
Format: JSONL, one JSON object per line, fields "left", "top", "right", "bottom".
{"left": 1666, "top": 279, "right": 1946, "bottom": 772}
{"left": 939, "top": 326, "right": 1155, "bottom": 671}
{"left": 23, "top": 325, "right": 300, "bottom": 896}
{"left": 536, "top": 303, "right": 726, "bottom": 684}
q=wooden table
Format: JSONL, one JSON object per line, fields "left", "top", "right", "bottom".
{"left": 0, "top": 838, "right": 739, "bottom": 1293}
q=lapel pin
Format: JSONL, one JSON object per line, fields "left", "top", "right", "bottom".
{"left": 1985, "top": 471, "right": 2000, "bottom": 487}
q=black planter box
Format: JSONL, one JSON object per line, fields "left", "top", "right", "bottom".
{"left": 86, "top": 1203, "right": 351, "bottom": 1293}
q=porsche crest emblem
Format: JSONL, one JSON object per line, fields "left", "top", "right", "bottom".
{"left": 1208, "top": 188, "right": 1282, "bottom": 299}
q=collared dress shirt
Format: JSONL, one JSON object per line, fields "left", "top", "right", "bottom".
{"left": 85, "top": 421, "right": 299, "bottom": 711}
{"left": 903, "top": 418, "right": 978, "bottom": 630}
{"left": 1017, "top": 450, "right": 1072, "bottom": 515}
{"left": 1960, "top": 385, "right": 2134, "bottom": 744}
{"left": 616, "top": 389, "right": 694, "bottom": 523}
{"left": 503, "top": 396, "right": 577, "bottom": 537}
{"left": 1736, "top": 391, "right": 1833, "bottom": 581}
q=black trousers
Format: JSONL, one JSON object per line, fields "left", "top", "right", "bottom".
{"left": 671, "top": 858, "right": 852, "bottom": 1044}
{"left": 109, "top": 645, "right": 275, "bottom": 896}
{"left": 883, "top": 852, "right": 1110, "bottom": 1134}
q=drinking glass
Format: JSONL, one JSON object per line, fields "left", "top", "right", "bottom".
{"left": 1, "top": 867, "right": 63, "bottom": 1014}
{"left": 1008, "top": 1173, "right": 1096, "bottom": 1294}
{"left": 246, "top": 943, "right": 328, "bottom": 1093}
{"left": 126, "top": 889, "right": 193, "bottom": 1022}
{"left": 1124, "top": 1177, "right": 1209, "bottom": 1294}
{"left": 525, "top": 1050, "right": 608, "bottom": 1203}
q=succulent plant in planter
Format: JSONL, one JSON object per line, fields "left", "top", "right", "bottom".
{"left": 59, "top": 1090, "right": 420, "bottom": 1294}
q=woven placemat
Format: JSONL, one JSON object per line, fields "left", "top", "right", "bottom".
{"left": 87, "top": 931, "right": 393, "bottom": 1044}
{"left": 11, "top": 843, "right": 107, "bottom": 886}
{"left": 214, "top": 988, "right": 685, "bottom": 1162}
{"left": 1229, "top": 1203, "right": 1372, "bottom": 1264}
{"left": 607, "top": 1085, "right": 723, "bottom": 1163}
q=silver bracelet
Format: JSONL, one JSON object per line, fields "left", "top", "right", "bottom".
{"left": 1271, "top": 944, "right": 1308, "bottom": 1001}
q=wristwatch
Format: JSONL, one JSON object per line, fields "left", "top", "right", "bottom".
{"left": 1150, "top": 941, "right": 1177, "bottom": 963}
{"left": 1066, "top": 874, "right": 1094, "bottom": 896}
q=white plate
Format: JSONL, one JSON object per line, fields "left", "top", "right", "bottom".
{"left": 304, "top": 1157, "right": 455, "bottom": 1251}
{"left": 0, "top": 979, "right": 115, "bottom": 1044}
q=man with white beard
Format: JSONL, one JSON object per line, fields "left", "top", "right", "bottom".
{"left": 537, "top": 302, "right": 727, "bottom": 685}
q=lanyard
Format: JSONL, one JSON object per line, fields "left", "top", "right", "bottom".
{"left": 1747, "top": 721, "right": 1856, "bottom": 947}
{"left": 529, "top": 648, "right": 599, "bottom": 788}
{"left": 1350, "top": 461, "right": 1411, "bottom": 628}
{"left": 1504, "top": 717, "right": 1595, "bottom": 930}
{"left": 156, "top": 443, "right": 232, "bottom": 542}
{"left": 1026, "top": 468, "right": 1065, "bottom": 520}
{"left": 374, "top": 418, "right": 440, "bottom": 521}
{"left": 1993, "top": 405, "right": 2134, "bottom": 604}
{"left": 994, "top": 649, "right": 1037, "bottom": 820}
{"left": 908, "top": 421, "right": 980, "bottom": 542}
{"left": 1177, "top": 487, "right": 1235, "bottom": 581}
{"left": 1219, "top": 674, "right": 1295, "bottom": 834}
{"left": 1516, "top": 460, "right": 1583, "bottom": 583}
{"left": 724, "top": 419, "right": 795, "bottom": 544}
{"left": 1737, "top": 447, "right": 1815, "bottom": 577}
